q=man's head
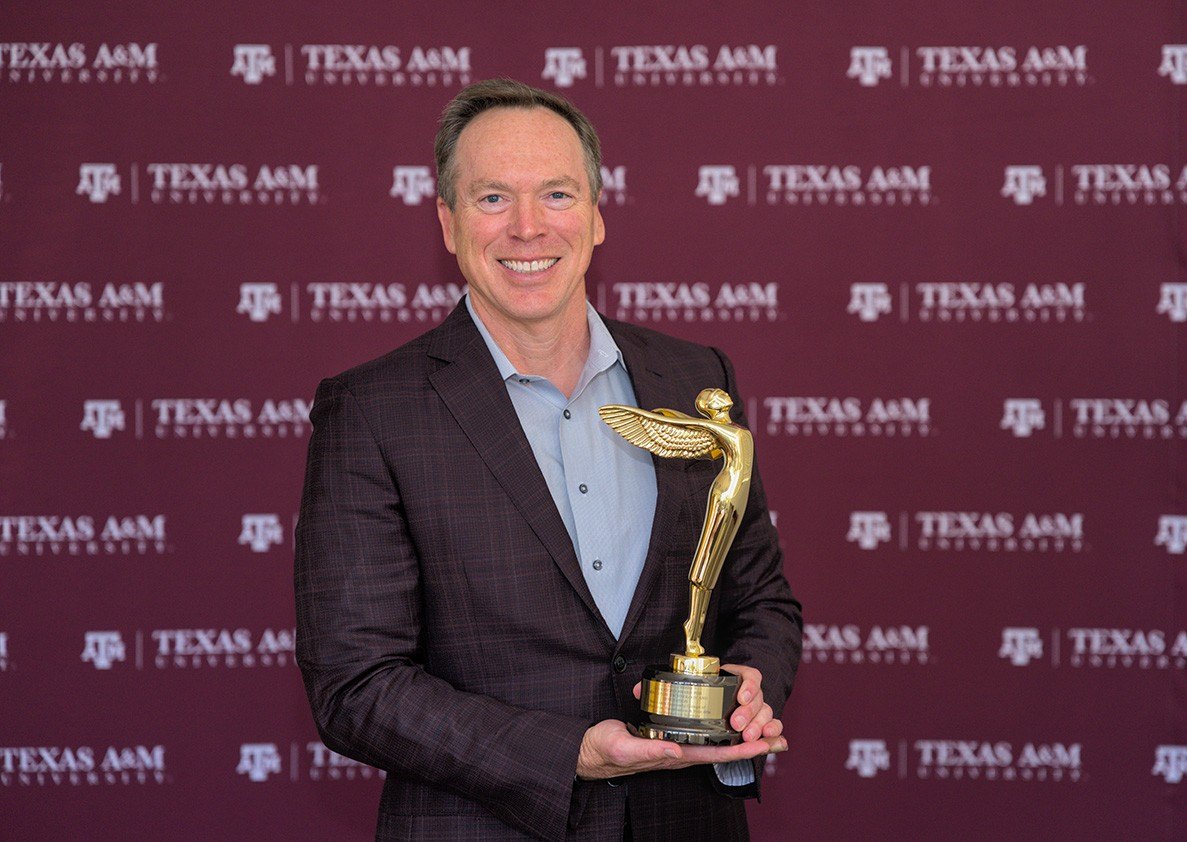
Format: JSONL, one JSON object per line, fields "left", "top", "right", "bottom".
{"left": 435, "top": 78, "right": 603, "bottom": 211}
{"left": 434, "top": 79, "right": 606, "bottom": 333}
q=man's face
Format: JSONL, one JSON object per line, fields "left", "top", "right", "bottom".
{"left": 437, "top": 106, "right": 605, "bottom": 331}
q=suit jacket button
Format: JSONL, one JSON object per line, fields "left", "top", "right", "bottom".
{"left": 612, "top": 655, "right": 627, "bottom": 673}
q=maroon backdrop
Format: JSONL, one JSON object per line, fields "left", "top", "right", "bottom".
{"left": 2, "top": 2, "right": 1185, "bottom": 839}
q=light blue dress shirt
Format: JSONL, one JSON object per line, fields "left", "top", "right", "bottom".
{"left": 466, "top": 293, "right": 656, "bottom": 638}
{"left": 466, "top": 295, "right": 754, "bottom": 787}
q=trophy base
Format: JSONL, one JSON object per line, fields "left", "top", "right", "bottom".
{"left": 638, "top": 664, "right": 741, "bottom": 746}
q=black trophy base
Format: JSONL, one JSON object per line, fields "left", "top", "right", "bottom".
{"left": 637, "top": 664, "right": 742, "bottom": 746}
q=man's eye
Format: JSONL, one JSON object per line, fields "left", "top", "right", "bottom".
{"left": 549, "top": 192, "right": 571, "bottom": 200}
{"left": 479, "top": 195, "right": 503, "bottom": 204}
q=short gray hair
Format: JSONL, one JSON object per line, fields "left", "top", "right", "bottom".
{"left": 434, "top": 78, "right": 602, "bottom": 210}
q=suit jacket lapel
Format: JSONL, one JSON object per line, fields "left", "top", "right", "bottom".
{"left": 609, "top": 321, "right": 694, "bottom": 647}
{"left": 425, "top": 304, "right": 614, "bottom": 641}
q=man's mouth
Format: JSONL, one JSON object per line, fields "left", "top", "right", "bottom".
{"left": 498, "top": 258, "right": 559, "bottom": 274}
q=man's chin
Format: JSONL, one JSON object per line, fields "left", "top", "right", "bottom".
{"left": 478, "top": 289, "right": 586, "bottom": 329}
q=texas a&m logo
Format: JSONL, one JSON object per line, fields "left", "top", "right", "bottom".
{"left": 237, "top": 283, "right": 282, "bottom": 323}
{"left": 81, "top": 631, "right": 126, "bottom": 670}
{"left": 1001, "top": 399, "right": 1044, "bottom": 437}
{"left": 848, "top": 283, "right": 892, "bottom": 322}
{"left": 1002, "top": 166, "right": 1046, "bottom": 205}
{"left": 848, "top": 47, "right": 891, "bottom": 87}
{"left": 1155, "top": 515, "right": 1187, "bottom": 554}
{"left": 847, "top": 512, "right": 891, "bottom": 550}
{"left": 237, "top": 744, "right": 282, "bottom": 782}
{"left": 846, "top": 740, "right": 890, "bottom": 777}
{"left": 231, "top": 45, "right": 275, "bottom": 84}
{"left": 1158, "top": 45, "right": 1187, "bottom": 85}
{"left": 81, "top": 400, "right": 126, "bottom": 439}
{"left": 390, "top": 166, "right": 435, "bottom": 205}
{"left": 1157, "top": 283, "right": 1187, "bottom": 322}
{"left": 999, "top": 628, "right": 1043, "bottom": 666}
{"left": 696, "top": 166, "right": 739, "bottom": 206}
{"left": 1153, "top": 745, "right": 1187, "bottom": 783}
{"left": 542, "top": 48, "right": 586, "bottom": 88}
{"left": 239, "top": 514, "right": 283, "bottom": 553}
{"left": 77, "top": 164, "right": 121, "bottom": 203}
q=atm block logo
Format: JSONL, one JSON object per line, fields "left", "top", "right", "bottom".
{"left": 237, "top": 743, "right": 282, "bottom": 781}
{"left": 240, "top": 514, "right": 284, "bottom": 553}
{"left": 236, "top": 742, "right": 385, "bottom": 783}
{"left": 999, "top": 628, "right": 1043, "bottom": 666}
{"left": 1153, "top": 745, "right": 1187, "bottom": 783}
{"left": 1155, "top": 515, "right": 1187, "bottom": 554}
{"left": 846, "top": 740, "right": 891, "bottom": 777}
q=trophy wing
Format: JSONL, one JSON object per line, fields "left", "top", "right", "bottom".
{"left": 599, "top": 405, "right": 719, "bottom": 459}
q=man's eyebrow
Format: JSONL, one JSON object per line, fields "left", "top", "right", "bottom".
{"left": 465, "top": 176, "right": 584, "bottom": 196}
{"left": 540, "top": 176, "right": 583, "bottom": 193}
{"left": 467, "top": 179, "right": 514, "bottom": 196}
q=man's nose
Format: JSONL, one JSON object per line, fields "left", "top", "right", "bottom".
{"left": 507, "top": 199, "right": 546, "bottom": 240}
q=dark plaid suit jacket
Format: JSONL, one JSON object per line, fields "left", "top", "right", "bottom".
{"left": 295, "top": 302, "right": 802, "bottom": 841}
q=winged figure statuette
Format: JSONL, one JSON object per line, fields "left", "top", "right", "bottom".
{"left": 599, "top": 387, "right": 753, "bottom": 661}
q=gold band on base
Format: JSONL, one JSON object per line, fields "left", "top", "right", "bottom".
{"left": 637, "top": 665, "right": 742, "bottom": 746}
{"left": 641, "top": 677, "right": 727, "bottom": 720}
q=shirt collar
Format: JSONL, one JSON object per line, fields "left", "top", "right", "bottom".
{"left": 465, "top": 293, "right": 626, "bottom": 387}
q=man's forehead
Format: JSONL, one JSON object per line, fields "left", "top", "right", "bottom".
{"left": 454, "top": 107, "right": 587, "bottom": 182}
{"left": 456, "top": 109, "right": 583, "bottom": 159}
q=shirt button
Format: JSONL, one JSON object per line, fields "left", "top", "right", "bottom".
{"left": 612, "top": 655, "right": 627, "bottom": 673}
{"left": 563, "top": 409, "right": 571, "bottom": 419}
{"left": 592, "top": 559, "right": 603, "bottom": 571}
{"left": 579, "top": 483, "right": 588, "bottom": 494}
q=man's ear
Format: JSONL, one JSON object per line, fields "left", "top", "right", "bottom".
{"left": 437, "top": 197, "right": 457, "bottom": 255}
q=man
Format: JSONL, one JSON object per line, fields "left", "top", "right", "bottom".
{"left": 295, "top": 78, "right": 801, "bottom": 841}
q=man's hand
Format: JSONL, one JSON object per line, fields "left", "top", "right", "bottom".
{"left": 578, "top": 663, "right": 787, "bottom": 781}
{"left": 576, "top": 719, "right": 784, "bottom": 781}
{"left": 626, "top": 663, "right": 784, "bottom": 745}
{"left": 718, "top": 663, "right": 783, "bottom": 744}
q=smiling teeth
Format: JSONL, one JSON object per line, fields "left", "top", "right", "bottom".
{"left": 500, "top": 258, "right": 559, "bottom": 273}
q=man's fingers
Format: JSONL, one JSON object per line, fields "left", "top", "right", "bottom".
{"left": 740, "top": 678, "right": 760, "bottom": 706}
{"left": 721, "top": 663, "right": 767, "bottom": 737}
{"left": 730, "top": 694, "right": 766, "bottom": 732}
{"left": 641, "top": 734, "right": 790, "bottom": 772}
{"left": 616, "top": 733, "right": 682, "bottom": 766}
{"left": 762, "top": 718, "right": 784, "bottom": 739}
{"left": 741, "top": 704, "right": 773, "bottom": 742}
{"left": 632, "top": 681, "right": 641, "bottom": 700}
{"left": 680, "top": 736, "right": 778, "bottom": 766}
{"left": 722, "top": 663, "right": 762, "bottom": 705}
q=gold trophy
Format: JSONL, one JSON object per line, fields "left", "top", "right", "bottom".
{"left": 599, "top": 388, "right": 752, "bottom": 745}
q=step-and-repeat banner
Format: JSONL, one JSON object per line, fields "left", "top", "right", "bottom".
{"left": 2, "top": 3, "right": 1184, "bottom": 839}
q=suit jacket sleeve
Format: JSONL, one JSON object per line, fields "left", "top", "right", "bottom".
{"left": 294, "top": 376, "right": 588, "bottom": 842}
{"left": 709, "top": 347, "right": 803, "bottom": 794}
